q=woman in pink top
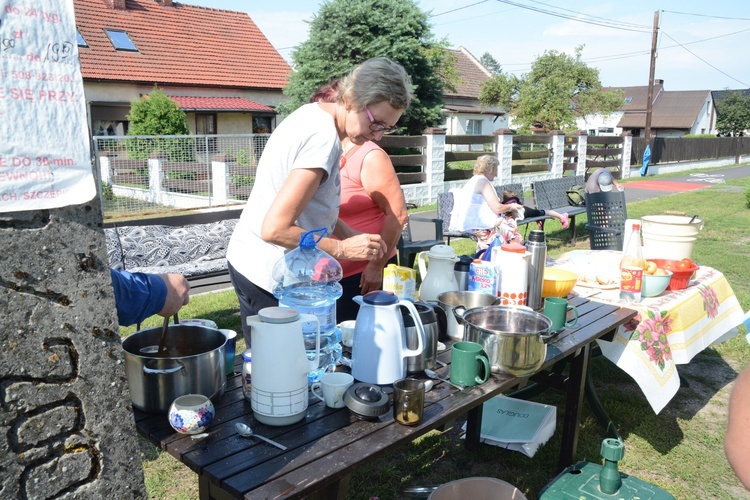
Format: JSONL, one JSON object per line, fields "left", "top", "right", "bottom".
{"left": 337, "top": 141, "right": 408, "bottom": 320}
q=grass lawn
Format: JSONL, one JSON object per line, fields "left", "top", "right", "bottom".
{"left": 127, "top": 166, "right": 750, "bottom": 499}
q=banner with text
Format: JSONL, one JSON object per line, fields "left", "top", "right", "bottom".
{"left": 0, "top": 0, "right": 96, "bottom": 212}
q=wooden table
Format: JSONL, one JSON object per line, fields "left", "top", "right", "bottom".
{"left": 133, "top": 297, "right": 635, "bottom": 499}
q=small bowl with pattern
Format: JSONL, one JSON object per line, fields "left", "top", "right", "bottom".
{"left": 168, "top": 394, "right": 215, "bottom": 434}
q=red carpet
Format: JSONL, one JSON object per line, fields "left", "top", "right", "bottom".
{"left": 625, "top": 180, "right": 712, "bottom": 192}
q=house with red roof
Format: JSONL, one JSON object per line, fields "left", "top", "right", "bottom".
{"left": 442, "top": 47, "right": 507, "bottom": 138}
{"left": 73, "top": 0, "right": 291, "bottom": 137}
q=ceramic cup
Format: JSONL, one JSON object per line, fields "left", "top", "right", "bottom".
{"left": 311, "top": 372, "right": 354, "bottom": 409}
{"left": 393, "top": 377, "right": 425, "bottom": 426}
{"left": 168, "top": 394, "right": 215, "bottom": 434}
{"left": 543, "top": 297, "right": 578, "bottom": 331}
{"left": 450, "top": 341, "right": 490, "bottom": 387}
{"left": 220, "top": 329, "right": 237, "bottom": 375}
{"left": 338, "top": 320, "right": 356, "bottom": 348}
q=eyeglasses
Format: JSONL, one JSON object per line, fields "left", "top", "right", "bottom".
{"left": 365, "top": 106, "right": 398, "bottom": 134}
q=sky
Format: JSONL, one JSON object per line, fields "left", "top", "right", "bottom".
{"left": 180, "top": 0, "right": 750, "bottom": 91}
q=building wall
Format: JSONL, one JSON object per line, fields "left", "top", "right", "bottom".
{"left": 576, "top": 111, "right": 624, "bottom": 135}
{"left": 690, "top": 96, "right": 716, "bottom": 135}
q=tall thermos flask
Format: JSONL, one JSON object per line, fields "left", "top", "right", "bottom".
{"left": 525, "top": 229, "right": 547, "bottom": 310}
{"left": 454, "top": 255, "right": 472, "bottom": 291}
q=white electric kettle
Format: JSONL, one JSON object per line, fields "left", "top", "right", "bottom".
{"left": 247, "top": 307, "right": 320, "bottom": 426}
{"left": 417, "top": 244, "right": 459, "bottom": 303}
{"left": 351, "top": 291, "right": 425, "bottom": 385}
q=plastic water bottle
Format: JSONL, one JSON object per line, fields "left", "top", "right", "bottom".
{"left": 620, "top": 223, "right": 644, "bottom": 303}
{"left": 272, "top": 227, "right": 343, "bottom": 383}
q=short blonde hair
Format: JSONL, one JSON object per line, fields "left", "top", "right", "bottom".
{"left": 473, "top": 155, "right": 499, "bottom": 176}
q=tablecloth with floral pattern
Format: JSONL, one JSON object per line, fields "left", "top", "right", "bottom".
{"left": 551, "top": 250, "right": 745, "bottom": 413}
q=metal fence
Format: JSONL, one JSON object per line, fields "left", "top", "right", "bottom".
{"left": 94, "top": 134, "right": 268, "bottom": 219}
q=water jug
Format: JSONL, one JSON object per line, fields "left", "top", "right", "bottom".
{"left": 351, "top": 291, "right": 425, "bottom": 385}
{"left": 247, "top": 307, "right": 320, "bottom": 426}
{"left": 272, "top": 227, "right": 343, "bottom": 383}
{"left": 417, "top": 244, "right": 459, "bottom": 303}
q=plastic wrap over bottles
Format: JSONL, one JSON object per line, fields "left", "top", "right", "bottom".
{"left": 272, "top": 227, "right": 343, "bottom": 382}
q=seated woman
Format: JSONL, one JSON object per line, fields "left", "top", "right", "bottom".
{"left": 501, "top": 189, "right": 569, "bottom": 229}
{"left": 448, "top": 155, "right": 524, "bottom": 250}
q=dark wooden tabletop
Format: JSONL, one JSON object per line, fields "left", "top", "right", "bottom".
{"left": 133, "top": 296, "right": 636, "bottom": 499}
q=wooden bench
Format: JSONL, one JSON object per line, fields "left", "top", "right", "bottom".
{"left": 103, "top": 208, "right": 243, "bottom": 293}
{"left": 531, "top": 175, "right": 587, "bottom": 244}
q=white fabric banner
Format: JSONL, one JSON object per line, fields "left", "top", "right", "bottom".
{"left": 0, "top": 0, "right": 95, "bottom": 212}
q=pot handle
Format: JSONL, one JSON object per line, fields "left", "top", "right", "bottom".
{"left": 433, "top": 304, "right": 449, "bottom": 342}
{"left": 452, "top": 305, "right": 466, "bottom": 325}
{"left": 540, "top": 329, "right": 562, "bottom": 344}
{"left": 143, "top": 360, "right": 186, "bottom": 376}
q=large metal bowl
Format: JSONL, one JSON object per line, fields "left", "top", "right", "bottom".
{"left": 453, "top": 305, "right": 554, "bottom": 377}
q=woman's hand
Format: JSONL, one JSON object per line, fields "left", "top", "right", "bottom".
{"left": 341, "top": 233, "right": 386, "bottom": 261}
{"left": 359, "top": 261, "right": 385, "bottom": 295}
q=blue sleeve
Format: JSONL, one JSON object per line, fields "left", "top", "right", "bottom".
{"left": 110, "top": 269, "right": 168, "bottom": 326}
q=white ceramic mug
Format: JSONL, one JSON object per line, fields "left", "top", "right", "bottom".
{"left": 338, "top": 320, "right": 356, "bottom": 348}
{"left": 311, "top": 372, "right": 354, "bottom": 409}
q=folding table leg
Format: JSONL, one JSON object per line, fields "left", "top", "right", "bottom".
{"left": 558, "top": 343, "right": 589, "bottom": 470}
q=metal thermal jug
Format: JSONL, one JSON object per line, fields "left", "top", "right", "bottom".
{"left": 247, "top": 307, "right": 320, "bottom": 426}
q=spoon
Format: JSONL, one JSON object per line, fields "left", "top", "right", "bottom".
{"left": 234, "top": 423, "right": 287, "bottom": 450}
{"left": 424, "top": 369, "right": 464, "bottom": 391}
{"left": 156, "top": 315, "right": 170, "bottom": 355}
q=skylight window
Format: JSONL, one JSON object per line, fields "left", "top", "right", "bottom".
{"left": 624, "top": 97, "right": 633, "bottom": 105}
{"left": 105, "top": 29, "right": 138, "bottom": 51}
{"left": 76, "top": 29, "right": 88, "bottom": 47}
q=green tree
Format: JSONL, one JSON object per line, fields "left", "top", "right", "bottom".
{"left": 480, "top": 46, "right": 623, "bottom": 133}
{"left": 480, "top": 52, "right": 503, "bottom": 75}
{"left": 715, "top": 90, "right": 750, "bottom": 137}
{"left": 126, "top": 87, "right": 192, "bottom": 161}
{"left": 278, "top": 0, "right": 447, "bottom": 135}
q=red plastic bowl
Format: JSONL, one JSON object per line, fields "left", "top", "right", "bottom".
{"left": 649, "top": 259, "right": 699, "bottom": 291}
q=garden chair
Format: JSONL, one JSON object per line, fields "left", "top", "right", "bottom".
{"left": 585, "top": 190, "right": 628, "bottom": 251}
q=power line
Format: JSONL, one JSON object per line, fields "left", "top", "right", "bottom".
{"left": 491, "top": 0, "right": 652, "bottom": 33}
{"left": 661, "top": 31, "right": 749, "bottom": 87}
{"left": 528, "top": 0, "right": 651, "bottom": 30}
{"left": 663, "top": 10, "right": 750, "bottom": 22}
{"left": 431, "top": 0, "right": 489, "bottom": 17}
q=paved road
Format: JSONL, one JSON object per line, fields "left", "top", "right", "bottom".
{"left": 410, "top": 163, "right": 750, "bottom": 240}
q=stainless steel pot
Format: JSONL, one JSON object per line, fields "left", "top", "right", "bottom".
{"left": 122, "top": 324, "right": 227, "bottom": 413}
{"left": 437, "top": 291, "right": 501, "bottom": 341}
{"left": 453, "top": 305, "right": 555, "bottom": 377}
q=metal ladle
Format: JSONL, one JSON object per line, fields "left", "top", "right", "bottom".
{"left": 424, "top": 369, "right": 464, "bottom": 390}
{"left": 235, "top": 423, "right": 287, "bottom": 450}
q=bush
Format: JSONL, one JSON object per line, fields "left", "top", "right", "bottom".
{"left": 745, "top": 186, "right": 750, "bottom": 208}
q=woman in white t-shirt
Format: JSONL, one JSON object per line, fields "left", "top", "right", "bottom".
{"left": 226, "top": 58, "right": 413, "bottom": 345}
{"left": 449, "top": 155, "right": 524, "bottom": 250}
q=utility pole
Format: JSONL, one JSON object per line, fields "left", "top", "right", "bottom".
{"left": 644, "top": 10, "right": 660, "bottom": 144}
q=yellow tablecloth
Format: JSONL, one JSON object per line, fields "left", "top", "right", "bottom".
{"left": 551, "top": 250, "right": 745, "bottom": 414}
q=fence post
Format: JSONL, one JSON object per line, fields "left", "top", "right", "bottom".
{"left": 550, "top": 130, "right": 564, "bottom": 178}
{"left": 620, "top": 133, "right": 633, "bottom": 178}
{"left": 574, "top": 132, "right": 587, "bottom": 177}
{"left": 423, "top": 127, "right": 446, "bottom": 205}
{"left": 99, "top": 154, "right": 111, "bottom": 184}
{"left": 211, "top": 153, "right": 230, "bottom": 206}
{"left": 148, "top": 152, "right": 165, "bottom": 205}
{"left": 493, "top": 129, "right": 514, "bottom": 185}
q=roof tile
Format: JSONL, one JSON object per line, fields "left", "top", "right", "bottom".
{"left": 74, "top": 0, "right": 291, "bottom": 89}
